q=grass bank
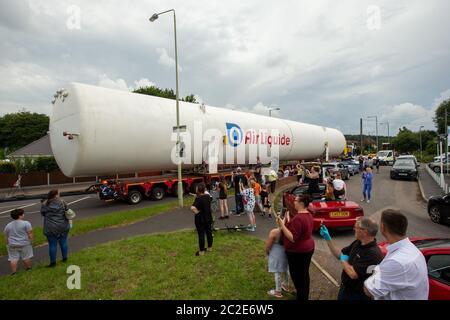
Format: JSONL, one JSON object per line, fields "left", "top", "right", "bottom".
{"left": 0, "top": 230, "right": 296, "bottom": 300}
{"left": 0, "top": 196, "right": 196, "bottom": 256}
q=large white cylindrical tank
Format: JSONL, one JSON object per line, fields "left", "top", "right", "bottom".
{"left": 49, "top": 83, "right": 346, "bottom": 176}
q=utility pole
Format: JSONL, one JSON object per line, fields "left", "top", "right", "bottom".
{"left": 360, "top": 118, "right": 363, "bottom": 155}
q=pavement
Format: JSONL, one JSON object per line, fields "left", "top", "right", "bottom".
{"left": 0, "top": 182, "right": 96, "bottom": 202}
{"left": 418, "top": 164, "right": 445, "bottom": 201}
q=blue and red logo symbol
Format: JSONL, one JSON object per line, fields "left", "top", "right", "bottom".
{"left": 226, "top": 122, "right": 243, "bottom": 147}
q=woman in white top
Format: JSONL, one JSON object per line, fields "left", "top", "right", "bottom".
{"left": 332, "top": 172, "right": 346, "bottom": 200}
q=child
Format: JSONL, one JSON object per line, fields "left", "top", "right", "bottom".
{"left": 240, "top": 180, "right": 256, "bottom": 231}
{"left": 4, "top": 209, "right": 34, "bottom": 275}
{"left": 265, "top": 226, "right": 289, "bottom": 298}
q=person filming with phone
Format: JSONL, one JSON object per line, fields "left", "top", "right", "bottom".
{"left": 319, "top": 217, "right": 383, "bottom": 300}
{"left": 276, "top": 194, "right": 315, "bottom": 300}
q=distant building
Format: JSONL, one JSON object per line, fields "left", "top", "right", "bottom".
{"left": 8, "top": 135, "right": 52, "bottom": 158}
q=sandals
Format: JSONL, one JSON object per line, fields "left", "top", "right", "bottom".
{"left": 282, "top": 284, "right": 294, "bottom": 293}
{"left": 267, "top": 289, "right": 283, "bottom": 298}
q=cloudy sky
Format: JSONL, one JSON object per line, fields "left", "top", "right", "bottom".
{"left": 1, "top": 0, "right": 449, "bottom": 136}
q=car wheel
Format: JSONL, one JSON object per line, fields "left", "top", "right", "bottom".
{"left": 429, "top": 206, "right": 443, "bottom": 224}
{"left": 151, "top": 186, "right": 165, "bottom": 201}
{"left": 128, "top": 190, "right": 143, "bottom": 205}
{"left": 433, "top": 167, "right": 441, "bottom": 174}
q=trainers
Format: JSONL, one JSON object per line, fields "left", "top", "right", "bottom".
{"left": 267, "top": 289, "right": 283, "bottom": 298}
{"left": 361, "top": 199, "right": 365, "bottom": 202}
{"left": 367, "top": 200, "right": 370, "bottom": 203}
{"left": 246, "top": 226, "right": 255, "bottom": 232}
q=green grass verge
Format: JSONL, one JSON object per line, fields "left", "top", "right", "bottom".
{"left": 0, "top": 230, "right": 295, "bottom": 300}
{"left": 0, "top": 195, "right": 197, "bottom": 257}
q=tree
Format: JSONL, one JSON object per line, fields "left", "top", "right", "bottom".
{"left": 391, "top": 127, "right": 419, "bottom": 154}
{"left": 0, "top": 111, "right": 49, "bottom": 152}
{"left": 133, "top": 86, "right": 197, "bottom": 103}
{"left": 433, "top": 98, "right": 450, "bottom": 134}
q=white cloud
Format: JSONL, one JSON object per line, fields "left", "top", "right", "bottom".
{"left": 225, "top": 101, "right": 281, "bottom": 117}
{"left": 156, "top": 48, "right": 182, "bottom": 71}
{"left": 133, "top": 78, "right": 155, "bottom": 89}
{"left": 97, "top": 74, "right": 129, "bottom": 91}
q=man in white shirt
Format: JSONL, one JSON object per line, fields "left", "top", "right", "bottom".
{"left": 364, "top": 209, "right": 429, "bottom": 300}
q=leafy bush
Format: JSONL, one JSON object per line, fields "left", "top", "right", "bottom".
{"left": 0, "top": 162, "right": 16, "bottom": 173}
{"left": 35, "top": 156, "right": 59, "bottom": 172}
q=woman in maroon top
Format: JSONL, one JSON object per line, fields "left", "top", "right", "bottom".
{"left": 277, "top": 194, "right": 315, "bottom": 300}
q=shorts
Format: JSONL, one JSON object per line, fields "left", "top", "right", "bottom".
{"left": 245, "top": 208, "right": 255, "bottom": 216}
{"left": 297, "top": 175, "right": 303, "bottom": 182}
{"left": 7, "top": 244, "right": 33, "bottom": 262}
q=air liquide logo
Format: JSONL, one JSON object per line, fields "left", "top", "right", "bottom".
{"left": 226, "top": 122, "right": 243, "bottom": 147}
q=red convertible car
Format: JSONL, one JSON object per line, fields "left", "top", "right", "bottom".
{"left": 282, "top": 184, "right": 364, "bottom": 231}
{"left": 378, "top": 238, "right": 450, "bottom": 300}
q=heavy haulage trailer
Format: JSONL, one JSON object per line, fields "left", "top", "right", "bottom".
{"left": 49, "top": 82, "right": 346, "bottom": 205}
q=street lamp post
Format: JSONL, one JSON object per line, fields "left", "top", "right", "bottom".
{"left": 150, "top": 9, "right": 183, "bottom": 208}
{"left": 419, "top": 125, "right": 424, "bottom": 162}
{"left": 380, "top": 121, "right": 390, "bottom": 146}
{"left": 367, "top": 115, "right": 378, "bottom": 153}
{"left": 268, "top": 107, "right": 280, "bottom": 117}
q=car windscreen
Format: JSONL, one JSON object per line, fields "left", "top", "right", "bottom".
{"left": 393, "top": 160, "right": 415, "bottom": 168}
{"left": 322, "top": 164, "right": 335, "bottom": 168}
{"left": 414, "top": 239, "right": 450, "bottom": 249}
{"left": 292, "top": 184, "right": 326, "bottom": 195}
{"left": 378, "top": 151, "right": 389, "bottom": 157}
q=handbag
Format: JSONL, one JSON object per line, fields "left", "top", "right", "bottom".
{"left": 65, "top": 208, "right": 76, "bottom": 220}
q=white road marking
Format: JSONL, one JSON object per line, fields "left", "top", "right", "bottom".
{"left": 0, "top": 202, "right": 39, "bottom": 215}
{"left": 67, "top": 196, "right": 91, "bottom": 205}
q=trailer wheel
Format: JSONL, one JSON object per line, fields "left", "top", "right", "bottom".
{"left": 225, "top": 177, "right": 233, "bottom": 189}
{"left": 172, "top": 183, "right": 185, "bottom": 197}
{"left": 151, "top": 186, "right": 165, "bottom": 201}
{"left": 190, "top": 182, "right": 200, "bottom": 194}
{"left": 128, "top": 190, "right": 143, "bottom": 205}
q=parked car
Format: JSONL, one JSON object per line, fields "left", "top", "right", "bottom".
{"left": 428, "top": 160, "right": 450, "bottom": 174}
{"left": 340, "top": 159, "right": 360, "bottom": 175}
{"left": 282, "top": 184, "right": 364, "bottom": 231}
{"left": 390, "top": 158, "right": 418, "bottom": 180}
{"left": 397, "top": 154, "right": 419, "bottom": 166}
{"left": 322, "top": 162, "right": 350, "bottom": 180}
{"left": 427, "top": 194, "right": 450, "bottom": 225}
{"left": 378, "top": 238, "right": 450, "bottom": 300}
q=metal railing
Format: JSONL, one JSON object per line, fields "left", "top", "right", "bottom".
{"left": 425, "top": 164, "right": 450, "bottom": 193}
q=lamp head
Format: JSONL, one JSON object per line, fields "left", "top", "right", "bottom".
{"left": 149, "top": 13, "right": 159, "bottom": 22}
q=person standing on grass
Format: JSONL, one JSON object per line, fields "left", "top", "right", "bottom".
{"left": 361, "top": 167, "right": 374, "bottom": 203}
{"left": 277, "top": 194, "right": 315, "bottom": 300}
{"left": 296, "top": 161, "right": 304, "bottom": 185}
{"left": 4, "top": 209, "right": 33, "bottom": 275}
{"left": 232, "top": 167, "right": 247, "bottom": 216}
{"left": 41, "top": 189, "right": 70, "bottom": 267}
{"left": 190, "top": 183, "right": 213, "bottom": 256}
{"left": 218, "top": 178, "right": 229, "bottom": 220}
{"left": 240, "top": 180, "right": 256, "bottom": 231}
{"left": 265, "top": 226, "right": 289, "bottom": 298}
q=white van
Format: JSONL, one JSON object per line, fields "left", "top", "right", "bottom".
{"left": 377, "top": 150, "right": 395, "bottom": 165}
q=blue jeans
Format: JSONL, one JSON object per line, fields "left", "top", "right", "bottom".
{"left": 47, "top": 232, "right": 68, "bottom": 264}
{"left": 363, "top": 184, "right": 372, "bottom": 200}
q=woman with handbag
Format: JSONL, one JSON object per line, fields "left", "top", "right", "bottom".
{"left": 40, "top": 189, "right": 71, "bottom": 267}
